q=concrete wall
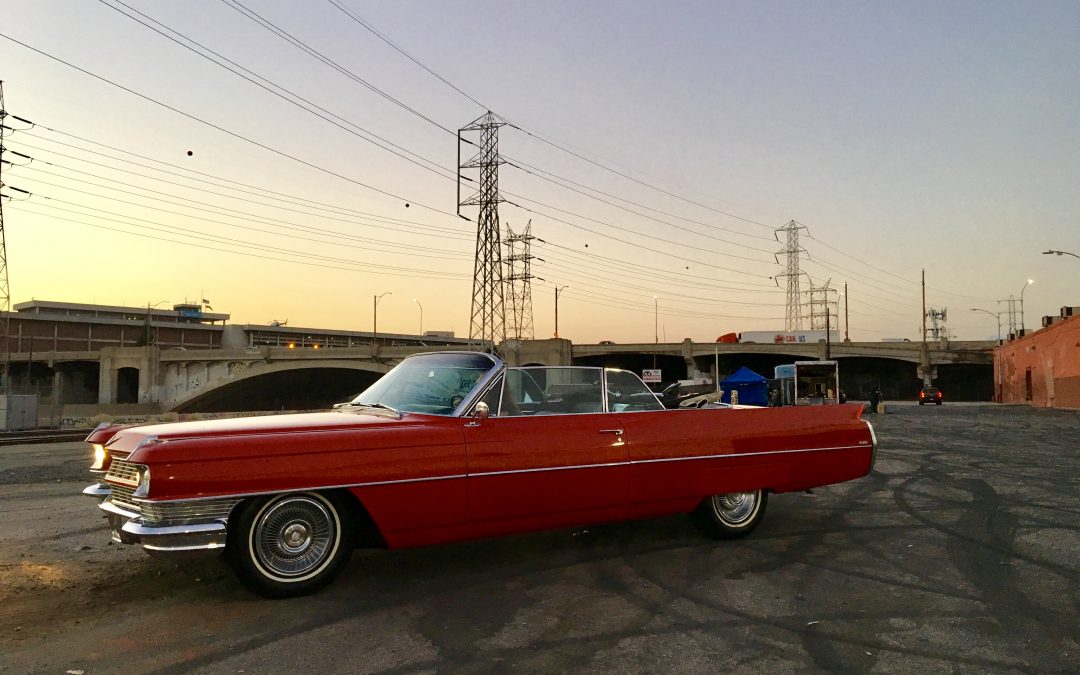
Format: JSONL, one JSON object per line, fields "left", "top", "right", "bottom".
{"left": 997, "top": 314, "right": 1080, "bottom": 409}
{"left": 503, "top": 339, "right": 572, "bottom": 366}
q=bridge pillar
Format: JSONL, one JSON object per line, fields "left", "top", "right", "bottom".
{"left": 502, "top": 339, "right": 573, "bottom": 367}
{"left": 681, "top": 339, "right": 705, "bottom": 379}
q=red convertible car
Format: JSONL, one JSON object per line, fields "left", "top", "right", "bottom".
{"left": 84, "top": 352, "right": 876, "bottom": 597}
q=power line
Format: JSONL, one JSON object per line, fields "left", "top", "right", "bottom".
{"left": 504, "top": 155, "right": 775, "bottom": 243}
{"left": 0, "top": 32, "right": 461, "bottom": 220}
{"left": 95, "top": 0, "right": 455, "bottom": 180}
{"left": 220, "top": 0, "right": 457, "bottom": 135}
{"left": 323, "top": 0, "right": 489, "bottom": 112}
{"left": 11, "top": 201, "right": 467, "bottom": 279}
{"left": 20, "top": 128, "right": 472, "bottom": 236}
{"left": 10, "top": 145, "right": 473, "bottom": 248}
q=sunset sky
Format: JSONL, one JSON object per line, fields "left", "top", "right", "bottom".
{"left": 2, "top": 1, "right": 1078, "bottom": 342}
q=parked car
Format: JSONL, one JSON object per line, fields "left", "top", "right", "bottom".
{"left": 919, "top": 385, "right": 943, "bottom": 405}
{"left": 84, "top": 352, "right": 877, "bottom": 598}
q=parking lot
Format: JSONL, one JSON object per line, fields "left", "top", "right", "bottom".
{"left": 1, "top": 403, "right": 1077, "bottom": 673}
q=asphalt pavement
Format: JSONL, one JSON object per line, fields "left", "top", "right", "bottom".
{"left": 1, "top": 403, "right": 1077, "bottom": 673}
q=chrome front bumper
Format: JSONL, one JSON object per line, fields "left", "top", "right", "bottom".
{"left": 84, "top": 483, "right": 228, "bottom": 559}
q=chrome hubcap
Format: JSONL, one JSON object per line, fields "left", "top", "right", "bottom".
{"left": 254, "top": 496, "right": 336, "bottom": 578}
{"left": 281, "top": 522, "right": 312, "bottom": 552}
{"left": 712, "top": 491, "right": 759, "bottom": 525}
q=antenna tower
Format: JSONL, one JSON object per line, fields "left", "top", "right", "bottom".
{"left": 504, "top": 220, "right": 536, "bottom": 340}
{"left": 458, "top": 112, "right": 507, "bottom": 347}
{"left": 774, "top": 220, "right": 809, "bottom": 331}
{"left": 1002, "top": 297, "right": 1018, "bottom": 338}
{"left": 926, "top": 308, "right": 948, "bottom": 342}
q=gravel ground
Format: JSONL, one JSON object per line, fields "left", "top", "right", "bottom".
{"left": 1, "top": 403, "right": 1077, "bottom": 674}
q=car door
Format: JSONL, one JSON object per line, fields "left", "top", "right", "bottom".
{"left": 463, "top": 367, "right": 630, "bottom": 537}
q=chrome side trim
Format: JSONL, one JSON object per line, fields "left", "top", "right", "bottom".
{"left": 132, "top": 442, "right": 870, "bottom": 505}
{"left": 137, "top": 472, "right": 470, "bottom": 504}
{"left": 627, "top": 444, "right": 866, "bottom": 465}
{"left": 472, "top": 461, "right": 627, "bottom": 478}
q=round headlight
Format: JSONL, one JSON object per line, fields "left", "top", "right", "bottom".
{"left": 132, "top": 466, "right": 152, "bottom": 498}
{"left": 90, "top": 444, "right": 108, "bottom": 471}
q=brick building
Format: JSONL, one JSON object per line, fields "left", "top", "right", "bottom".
{"left": 996, "top": 307, "right": 1080, "bottom": 409}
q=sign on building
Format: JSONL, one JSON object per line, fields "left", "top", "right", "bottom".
{"left": 642, "top": 369, "right": 662, "bottom": 383}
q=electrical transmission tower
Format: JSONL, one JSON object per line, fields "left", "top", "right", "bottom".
{"left": 504, "top": 220, "right": 536, "bottom": 340}
{"left": 803, "top": 278, "right": 837, "bottom": 331}
{"left": 0, "top": 82, "right": 13, "bottom": 393}
{"left": 774, "top": 220, "right": 809, "bottom": 332}
{"left": 458, "top": 112, "right": 507, "bottom": 347}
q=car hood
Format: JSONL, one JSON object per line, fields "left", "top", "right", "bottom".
{"left": 103, "top": 410, "right": 414, "bottom": 455}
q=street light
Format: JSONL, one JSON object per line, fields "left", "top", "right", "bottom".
{"left": 145, "top": 300, "right": 169, "bottom": 346}
{"left": 1043, "top": 249, "right": 1080, "bottom": 260}
{"left": 373, "top": 292, "right": 391, "bottom": 344}
{"left": 554, "top": 286, "right": 569, "bottom": 338}
{"left": 969, "top": 308, "right": 1002, "bottom": 342}
{"left": 1019, "top": 279, "right": 1033, "bottom": 335}
{"left": 412, "top": 298, "right": 423, "bottom": 336}
{"left": 970, "top": 307, "right": 1004, "bottom": 402}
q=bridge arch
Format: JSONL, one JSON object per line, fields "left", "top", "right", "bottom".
{"left": 169, "top": 360, "right": 393, "bottom": 413}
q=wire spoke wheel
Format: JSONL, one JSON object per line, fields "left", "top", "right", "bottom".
{"left": 252, "top": 495, "right": 338, "bottom": 580}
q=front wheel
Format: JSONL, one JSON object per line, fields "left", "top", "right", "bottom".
{"left": 227, "top": 491, "right": 354, "bottom": 598}
{"left": 693, "top": 489, "right": 768, "bottom": 539}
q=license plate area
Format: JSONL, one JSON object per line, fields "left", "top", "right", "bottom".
{"left": 106, "top": 511, "right": 138, "bottom": 544}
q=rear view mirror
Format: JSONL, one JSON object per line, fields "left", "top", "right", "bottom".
{"left": 474, "top": 402, "right": 490, "bottom": 420}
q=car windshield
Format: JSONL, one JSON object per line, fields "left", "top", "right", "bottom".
{"left": 348, "top": 352, "right": 498, "bottom": 416}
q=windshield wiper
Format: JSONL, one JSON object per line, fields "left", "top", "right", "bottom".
{"left": 333, "top": 401, "right": 402, "bottom": 417}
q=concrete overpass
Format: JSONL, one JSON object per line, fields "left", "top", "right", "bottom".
{"left": 14, "top": 327, "right": 995, "bottom": 420}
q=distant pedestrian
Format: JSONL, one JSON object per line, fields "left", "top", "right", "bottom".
{"left": 869, "top": 387, "right": 881, "bottom": 414}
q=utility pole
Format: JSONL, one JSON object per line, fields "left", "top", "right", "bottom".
{"left": 921, "top": 269, "right": 927, "bottom": 344}
{"left": 920, "top": 269, "right": 930, "bottom": 386}
{"left": 504, "top": 220, "right": 536, "bottom": 340}
{"left": 825, "top": 303, "right": 831, "bottom": 360}
{"left": 0, "top": 81, "right": 14, "bottom": 394}
{"left": 774, "top": 220, "right": 809, "bottom": 332}
{"left": 554, "top": 285, "right": 569, "bottom": 338}
{"left": 459, "top": 111, "right": 507, "bottom": 349}
{"left": 844, "top": 282, "right": 850, "bottom": 342}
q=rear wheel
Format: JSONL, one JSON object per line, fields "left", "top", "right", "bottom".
{"left": 227, "top": 491, "right": 354, "bottom": 598}
{"left": 693, "top": 489, "right": 768, "bottom": 539}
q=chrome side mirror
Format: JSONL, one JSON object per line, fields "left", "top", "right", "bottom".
{"left": 474, "top": 401, "right": 490, "bottom": 420}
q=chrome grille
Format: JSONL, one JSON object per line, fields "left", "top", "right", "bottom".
{"left": 140, "top": 498, "right": 240, "bottom": 525}
{"left": 108, "top": 484, "right": 141, "bottom": 513}
{"left": 106, "top": 458, "right": 141, "bottom": 486}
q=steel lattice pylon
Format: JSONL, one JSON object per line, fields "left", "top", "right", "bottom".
{"left": 774, "top": 220, "right": 808, "bottom": 332}
{"left": 458, "top": 112, "right": 507, "bottom": 347}
{"left": 504, "top": 220, "right": 536, "bottom": 340}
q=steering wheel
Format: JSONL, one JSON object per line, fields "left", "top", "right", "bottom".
{"left": 450, "top": 394, "right": 465, "bottom": 409}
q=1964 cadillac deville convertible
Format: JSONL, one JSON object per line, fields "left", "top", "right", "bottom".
{"left": 84, "top": 351, "right": 876, "bottom": 597}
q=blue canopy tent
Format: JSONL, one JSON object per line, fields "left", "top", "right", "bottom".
{"left": 719, "top": 367, "right": 769, "bottom": 406}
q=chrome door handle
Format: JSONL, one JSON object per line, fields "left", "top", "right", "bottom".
{"left": 599, "top": 429, "right": 624, "bottom": 435}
